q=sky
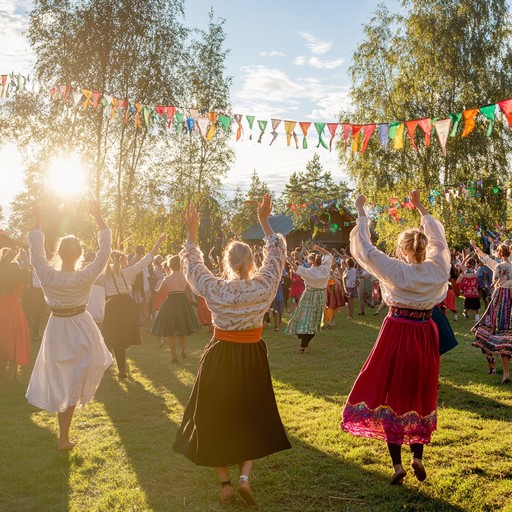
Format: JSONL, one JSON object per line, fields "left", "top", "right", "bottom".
{"left": 0, "top": 0, "right": 402, "bottom": 222}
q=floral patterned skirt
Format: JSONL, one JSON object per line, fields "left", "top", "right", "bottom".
{"left": 285, "top": 287, "right": 326, "bottom": 335}
{"left": 472, "top": 287, "right": 512, "bottom": 356}
{"left": 341, "top": 313, "right": 440, "bottom": 445}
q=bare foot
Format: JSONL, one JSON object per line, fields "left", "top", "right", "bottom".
{"left": 239, "top": 480, "right": 256, "bottom": 506}
{"left": 57, "top": 439, "right": 76, "bottom": 451}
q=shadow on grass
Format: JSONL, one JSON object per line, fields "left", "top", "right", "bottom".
{"left": 0, "top": 376, "right": 71, "bottom": 512}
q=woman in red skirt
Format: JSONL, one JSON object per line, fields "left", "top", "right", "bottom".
{"left": 341, "top": 190, "right": 450, "bottom": 485}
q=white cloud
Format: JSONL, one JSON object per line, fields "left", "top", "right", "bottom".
{"left": 294, "top": 56, "right": 306, "bottom": 66}
{"left": 300, "top": 32, "right": 332, "bottom": 55}
{"left": 295, "top": 56, "right": 343, "bottom": 69}
{"left": 259, "top": 50, "right": 286, "bottom": 57}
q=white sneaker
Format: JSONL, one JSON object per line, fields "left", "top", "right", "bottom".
{"left": 475, "top": 314, "right": 480, "bottom": 321}
{"left": 453, "top": 314, "right": 458, "bottom": 321}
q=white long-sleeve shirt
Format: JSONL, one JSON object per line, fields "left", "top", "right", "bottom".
{"left": 295, "top": 254, "right": 334, "bottom": 289}
{"left": 29, "top": 229, "right": 111, "bottom": 308}
{"left": 180, "top": 234, "right": 286, "bottom": 330}
{"left": 102, "top": 252, "right": 153, "bottom": 296}
{"left": 350, "top": 215, "right": 450, "bottom": 310}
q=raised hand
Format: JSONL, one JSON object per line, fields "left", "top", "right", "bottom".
{"left": 354, "top": 194, "right": 366, "bottom": 209}
{"left": 183, "top": 204, "right": 200, "bottom": 243}
{"left": 409, "top": 190, "right": 421, "bottom": 208}
{"left": 88, "top": 200, "right": 107, "bottom": 229}
{"left": 257, "top": 194, "right": 273, "bottom": 223}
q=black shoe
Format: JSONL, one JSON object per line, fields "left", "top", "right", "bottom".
{"left": 358, "top": 312, "right": 365, "bottom": 316}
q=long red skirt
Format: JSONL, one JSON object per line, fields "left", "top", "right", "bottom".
{"left": 0, "top": 292, "right": 30, "bottom": 366}
{"left": 341, "top": 315, "right": 440, "bottom": 445}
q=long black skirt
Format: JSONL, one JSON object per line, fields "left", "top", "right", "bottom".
{"left": 150, "top": 292, "right": 200, "bottom": 337}
{"left": 173, "top": 337, "right": 291, "bottom": 467}
{"left": 103, "top": 294, "right": 141, "bottom": 350}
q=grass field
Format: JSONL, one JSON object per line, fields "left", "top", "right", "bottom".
{"left": 1, "top": 300, "right": 512, "bottom": 512}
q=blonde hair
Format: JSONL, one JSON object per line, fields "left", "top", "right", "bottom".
{"left": 222, "top": 241, "right": 254, "bottom": 280}
{"left": 107, "top": 251, "right": 127, "bottom": 277}
{"left": 51, "top": 235, "right": 83, "bottom": 270}
{"left": 397, "top": 228, "right": 428, "bottom": 264}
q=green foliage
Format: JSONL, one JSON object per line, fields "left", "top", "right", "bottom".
{"left": 341, "top": 0, "right": 512, "bottom": 251}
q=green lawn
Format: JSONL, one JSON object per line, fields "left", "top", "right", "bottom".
{"left": 1, "top": 300, "right": 511, "bottom": 512}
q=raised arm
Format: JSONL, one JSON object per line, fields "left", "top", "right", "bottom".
{"left": 257, "top": 193, "right": 274, "bottom": 237}
{"left": 470, "top": 239, "right": 498, "bottom": 271}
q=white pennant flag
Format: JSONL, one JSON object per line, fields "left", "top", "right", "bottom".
{"left": 434, "top": 118, "right": 451, "bottom": 156}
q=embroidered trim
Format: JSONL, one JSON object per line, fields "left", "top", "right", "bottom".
{"left": 389, "top": 307, "right": 433, "bottom": 321}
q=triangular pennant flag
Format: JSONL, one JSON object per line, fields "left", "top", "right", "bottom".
{"left": 49, "top": 86, "right": 56, "bottom": 100}
{"left": 448, "top": 112, "right": 462, "bottom": 136}
{"left": 246, "top": 115, "right": 255, "bottom": 140}
{"left": 351, "top": 125, "right": 363, "bottom": 152}
{"left": 188, "top": 108, "right": 199, "bottom": 120}
{"left": 92, "top": 91, "right": 101, "bottom": 108}
{"left": 219, "top": 115, "right": 231, "bottom": 134}
{"left": 186, "top": 116, "right": 195, "bottom": 134}
{"left": 101, "top": 94, "right": 113, "bottom": 118}
{"left": 175, "top": 112, "right": 184, "bottom": 134}
{"left": 166, "top": 106, "right": 176, "bottom": 128}
{"left": 206, "top": 112, "right": 217, "bottom": 140}
{"left": 389, "top": 122, "right": 404, "bottom": 149}
{"left": 257, "top": 120, "right": 267, "bottom": 143}
{"left": 433, "top": 118, "right": 451, "bottom": 156}
{"left": 342, "top": 123, "right": 352, "bottom": 150}
{"left": 134, "top": 103, "right": 143, "bottom": 128}
{"left": 314, "top": 122, "right": 328, "bottom": 149}
{"left": 1, "top": 75, "right": 8, "bottom": 98}
{"left": 56, "top": 84, "right": 67, "bottom": 100}
{"left": 122, "top": 99, "right": 130, "bottom": 124}
{"left": 111, "top": 97, "right": 117, "bottom": 119}
{"left": 405, "top": 120, "right": 419, "bottom": 150}
{"left": 62, "top": 84, "right": 71, "bottom": 103}
{"left": 234, "top": 114, "right": 243, "bottom": 141}
{"left": 72, "top": 90, "right": 83, "bottom": 107}
{"left": 378, "top": 123, "right": 389, "bottom": 150}
{"left": 461, "top": 108, "right": 479, "bottom": 137}
{"left": 284, "top": 120, "right": 297, "bottom": 147}
{"left": 479, "top": 104, "right": 496, "bottom": 137}
{"left": 81, "top": 89, "right": 93, "bottom": 108}
{"left": 299, "top": 121, "right": 311, "bottom": 149}
{"left": 142, "top": 105, "right": 151, "bottom": 127}
{"left": 196, "top": 117, "right": 209, "bottom": 138}
{"left": 498, "top": 99, "right": 512, "bottom": 127}
{"left": 327, "top": 123, "right": 338, "bottom": 152}
{"left": 417, "top": 118, "right": 432, "bottom": 147}
{"left": 361, "top": 124, "right": 376, "bottom": 153}
{"left": 269, "top": 118, "right": 281, "bottom": 145}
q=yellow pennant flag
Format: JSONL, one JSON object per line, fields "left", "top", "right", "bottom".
{"left": 284, "top": 120, "right": 297, "bottom": 147}
{"left": 81, "top": 89, "right": 93, "bottom": 109}
{"left": 394, "top": 123, "right": 404, "bottom": 149}
{"left": 206, "top": 112, "right": 217, "bottom": 140}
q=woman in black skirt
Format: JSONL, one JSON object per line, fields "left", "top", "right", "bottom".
{"left": 150, "top": 255, "right": 199, "bottom": 362}
{"left": 174, "top": 194, "right": 291, "bottom": 506}
{"left": 102, "top": 234, "right": 165, "bottom": 378}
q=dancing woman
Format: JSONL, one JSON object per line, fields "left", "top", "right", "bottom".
{"left": 341, "top": 191, "right": 450, "bottom": 484}
{"left": 173, "top": 195, "right": 291, "bottom": 506}
{"left": 26, "top": 201, "right": 113, "bottom": 450}
{"left": 471, "top": 241, "right": 512, "bottom": 383}
{"left": 102, "top": 234, "right": 166, "bottom": 379}
{"left": 285, "top": 246, "right": 333, "bottom": 353}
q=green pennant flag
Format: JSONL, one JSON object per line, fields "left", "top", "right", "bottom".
{"left": 388, "top": 121, "right": 401, "bottom": 139}
{"left": 246, "top": 115, "right": 255, "bottom": 140}
{"left": 479, "top": 104, "right": 496, "bottom": 137}
{"left": 314, "top": 122, "right": 328, "bottom": 149}
{"left": 257, "top": 120, "right": 268, "bottom": 143}
{"left": 175, "top": 112, "right": 184, "bottom": 135}
{"left": 219, "top": 115, "right": 231, "bottom": 133}
{"left": 142, "top": 106, "right": 151, "bottom": 127}
{"left": 448, "top": 113, "right": 462, "bottom": 137}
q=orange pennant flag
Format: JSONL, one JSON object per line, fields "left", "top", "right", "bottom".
{"left": 461, "top": 108, "right": 479, "bottom": 137}
{"left": 81, "top": 89, "right": 93, "bottom": 108}
{"left": 361, "top": 124, "right": 376, "bottom": 153}
{"left": 351, "top": 125, "right": 363, "bottom": 152}
{"left": 405, "top": 120, "right": 419, "bottom": 150}
{"left": 417, "top": 118, "right": 432, "bottom": 147}
{"left": 1, "top": 75, "right": 7, "bottom": 98}
{"left": 299, "top": 121, "right": 311, "bottom": 148}
{"left": 206, "top": 112, "right": 217, "bottom": 140}
{"left": 134, "top": 103, "right": 142, "bottom": 129}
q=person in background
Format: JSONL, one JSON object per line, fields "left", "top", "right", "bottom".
{"left": 341, "top": 190, "right": 450, "bottom": 485}
{"left": 342, "top": 258, "right": 358, "bottom": 319}
{"left": 457, "top": 256, "right": 481, "bottom": 321}
{"left": 477, "top": 259, "right": 493, "bottom": 310}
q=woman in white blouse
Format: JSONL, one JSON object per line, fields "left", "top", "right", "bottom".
{"left": 341, "top": 190, "right": 450, "bottom": 485}
{"left": 26, "top": 201, "right": 113, "bottom": 451}
{"left": 173, "top": 195, "right": 291, "bottom": 507}
{"left": 285, "top": 245, "right": 333, "bottom": 353}
{"left": 101, "top": 234, "right": 165, "bottom": 379}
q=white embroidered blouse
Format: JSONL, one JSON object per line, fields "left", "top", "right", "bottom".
{"left": 180, "top": 234, "right": 287, "bottom": 330}
{"left": 29, "top": 229, "right": 111, "bottom": 308}
{"left": 350, "top": 215, "right": 450, "bottom": 310}
{"left": 295, "top": 254, "right": 334, "bottom": 289}
{"left": 480, "top": 256, "right": 512, "bottom": 289}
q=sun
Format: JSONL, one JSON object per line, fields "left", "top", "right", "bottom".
{"left": 47, "top": 153, "right": 88, "bottom": 197}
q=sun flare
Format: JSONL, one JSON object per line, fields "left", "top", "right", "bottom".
{"left": 47, "top": 154, "right": 88, "bottom": 197}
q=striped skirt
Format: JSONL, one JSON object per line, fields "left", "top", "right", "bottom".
{"left": 472, "top": 287, "right": 512, "bottom": 356}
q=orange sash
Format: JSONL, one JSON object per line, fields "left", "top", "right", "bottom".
{"left": 213, "top": 326, "right": 263, "bottom": 343}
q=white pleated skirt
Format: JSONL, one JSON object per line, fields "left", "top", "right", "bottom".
{"left": 26, "top": 311, "right": 114, "bottom": 413}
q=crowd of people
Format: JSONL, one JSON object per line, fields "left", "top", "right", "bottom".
{"left": 1, "top": 191, "right": 511, "bottom": 506}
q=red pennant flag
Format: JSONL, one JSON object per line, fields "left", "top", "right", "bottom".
{"left": 327, "top": 123, "right": 338, "bottom": 152}
{"left": 50, "top": 86, "right": 57, "bottom": 99}
{"left": 0, "top": 75, "right": 7, "bottom": 98}
{"left": 92, "top": 91, "right": 101, "bottom": 108}
{"left": 498, "top": 99, "right": 512, "bottom": 128}
{"left": 63, "top": 85, "right": 71, "bottom": 103}
{"left": 351, "top": 125, "right": 363, "bottom": 152}
{"left": 342, "top": 123, "right": 352, "bottom": 150}
{"left": 361, "top": 124, "right": 376, "bottom": 153}
{"left": 405, "top": 120, "right": 419, "bottom": 150}
{"left": 417, "top": 118, "right": 432, "bottom": 147}
{"left": 166, "top": 106, "right": 176, "bottom": 128}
